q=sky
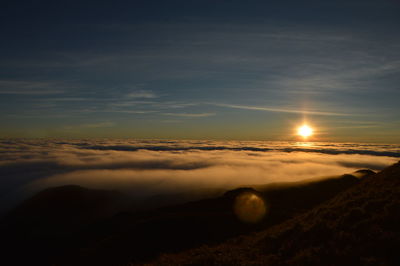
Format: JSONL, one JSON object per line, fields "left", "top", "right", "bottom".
{"left": 1, "top": 0, "right": 400, "bottom": 142}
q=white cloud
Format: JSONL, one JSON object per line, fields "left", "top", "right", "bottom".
{"left": 0, "top": 139, "right": 398, "bottom": 210}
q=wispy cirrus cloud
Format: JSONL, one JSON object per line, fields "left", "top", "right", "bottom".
{"left": 213, "top": 103, "right": 351, "bottom": 117}
{"left": 126, "top": 90, "right": 158, "bottom": 99}
{"left": 104, "top": 110, "right": 158, "bottom": 114}
{"left": 162, "top": 112, "right": 215, "bottom": 117}
{"left": 60, "top": 122, "right": 116, "bottom": 132}
{"left": 109, "top": 100, "right": 158, "bottom": 107}
{"left": 65, "top": 122, "right": 115, "bottom": 129}
{"left": 0, "top": 80, "right": 66, "bottom": 95}
{"left": 1, "top": 20, "right": 399, "bottom": 140}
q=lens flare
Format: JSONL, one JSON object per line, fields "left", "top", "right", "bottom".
{"left": 234, "top": 192, "right": 267, "bottom": 223}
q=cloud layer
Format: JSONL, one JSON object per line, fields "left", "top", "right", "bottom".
{"left": 0, "top": 139, "right": 398, "bottom": 210}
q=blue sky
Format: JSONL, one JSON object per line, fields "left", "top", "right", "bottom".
{"left": 1, "top": 0, "right": 399, "bottom": 142}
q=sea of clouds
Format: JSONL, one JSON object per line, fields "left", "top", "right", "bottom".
{"left": 0, "top": 139, "right": 399, "bottom": 210}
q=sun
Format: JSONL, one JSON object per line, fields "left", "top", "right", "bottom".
{"left": 297, "top": 125, "right": 313, "bottom": 138}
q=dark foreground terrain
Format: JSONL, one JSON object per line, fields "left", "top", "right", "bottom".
{"left": 1, "top": 163, "right": 399, "bottom": 265}
{"left": 154, "top": 163, "right": 400, "bottom": 266}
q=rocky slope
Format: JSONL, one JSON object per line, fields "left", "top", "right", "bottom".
{"left": 153, "top": 163, "right": 400, "bottom": 265}
{"left": 0, "top": 168, "right": 384, "bottom": 265}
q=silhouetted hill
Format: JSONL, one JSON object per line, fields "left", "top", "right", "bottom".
{"left": 154, "top": 163, "right": 400, "bottom": 265}
{"left": 1, "top": 185, "right": 126, "bottom": 265}
{"left": 0, "top": 169, "right": 369, "bottom": 265}
{"left": 3, "top": 185, "right": 124, "bottom": 233}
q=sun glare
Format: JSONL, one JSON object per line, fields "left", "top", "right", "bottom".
{"left": 297, "top": 125, "right": 313, "bottom": 138}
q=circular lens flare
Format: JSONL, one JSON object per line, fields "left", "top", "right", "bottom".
{"left": 234, "top": 192, "right": 267, "bottom": 223}
{"left": 297, "top": 125, "right": 313, "bottom": 138}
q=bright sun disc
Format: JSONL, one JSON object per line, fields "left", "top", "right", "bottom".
{"left": 298, "top": 125, "right": 313, "bottom": 138}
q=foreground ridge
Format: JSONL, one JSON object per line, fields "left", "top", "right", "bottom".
{"left": 153, "top": 162, "right": 400, "bottom": 265}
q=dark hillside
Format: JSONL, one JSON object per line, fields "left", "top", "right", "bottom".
{"left": 154, "top": 163, "right": 400, "bottom": 265}
{"left": 0, "top": 170, "right": 366, "bottom": 265}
